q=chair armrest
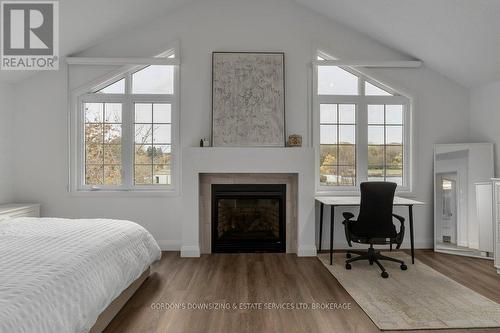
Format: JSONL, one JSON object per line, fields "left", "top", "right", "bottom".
{"left": 343, "top": 212, "right": 355, "bottom": 220}
{"left": 392, "top": 213, "right": 405, "bottom": 225}
{"left": 392, "top": 213, "right": 405, "bottom": 249}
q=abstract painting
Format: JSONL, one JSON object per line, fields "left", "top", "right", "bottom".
{"left": 212, "top": 52, "right": 285, "bottom": 147}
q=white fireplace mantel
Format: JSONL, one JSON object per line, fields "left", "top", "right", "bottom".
{"left": 181, "top": 147, "right": 316, "bottom": 257}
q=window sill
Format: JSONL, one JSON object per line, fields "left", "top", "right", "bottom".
{"left": 69, "top": 188, "right": 180, "bottom": 198}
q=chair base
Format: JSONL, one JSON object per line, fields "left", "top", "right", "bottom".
{"left": 345, "top": 246, "right": 407, "bottom": 278}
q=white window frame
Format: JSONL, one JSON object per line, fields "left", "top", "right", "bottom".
{"left": 69, "top": 45, "right": 180, "bottom": 195}
{"left": 313, "top": 51, "right": 413, "bottom": 195}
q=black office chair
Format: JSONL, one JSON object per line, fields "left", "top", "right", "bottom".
{"left": 342, "top": 182, "right": 407, "bottom": 278}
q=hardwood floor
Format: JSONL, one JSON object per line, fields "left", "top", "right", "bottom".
{"left": 104, "top": 250, "right": 500, "bottom": 333}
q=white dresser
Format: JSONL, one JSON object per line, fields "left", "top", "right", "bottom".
{"left": 0, "top": 204, "right": 40, "bottom": 221}
{"left": 492, "top": 179, "right": 500, "bottom": 274}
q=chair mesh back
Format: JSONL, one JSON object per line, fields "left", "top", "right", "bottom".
{"left": 356, "top": 182, "right": 397, "bottom": 238}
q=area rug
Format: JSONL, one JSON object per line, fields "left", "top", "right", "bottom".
{"left": 318, "top": 252, "right": 500, "bottom": 330}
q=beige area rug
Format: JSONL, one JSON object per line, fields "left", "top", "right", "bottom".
{"left": 318, "top": 252, "right": 500, "bottom": 330}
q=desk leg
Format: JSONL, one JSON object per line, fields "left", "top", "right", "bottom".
{"left": 319, "top": 203, "right": 324, "bottom": 252}
{"left": 409, "top": 205, "right": 415, "bottom": 264}
{"left": 330, "top": 205, "right": 334, "bottom": 265}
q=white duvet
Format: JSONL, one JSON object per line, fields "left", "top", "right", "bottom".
{"left": 0, "top": 217, "right": 161, "bottom": 333}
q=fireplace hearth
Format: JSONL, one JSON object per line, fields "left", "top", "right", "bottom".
{"left": 211, "top": 184, "right": 286, "bottom": 253}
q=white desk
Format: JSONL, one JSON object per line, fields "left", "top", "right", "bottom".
{"left": 315, "top": 196, "right": 425, "bottom": 265}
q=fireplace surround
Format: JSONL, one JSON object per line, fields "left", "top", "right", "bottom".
{"left": 182, "top": 147, "right": 316, "bottom": 258}
{"left": 211, "top": 184, "right": 286, "bottom": 253}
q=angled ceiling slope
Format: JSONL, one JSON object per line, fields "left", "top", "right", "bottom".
{"left": 295, "top": 0, "right": 500, "bottom": 87}
{"left": 2, "top": 0, "right": 499, "bottom": 88}
{"left": 0, "top": 0, "right": 190, "bottom": 84}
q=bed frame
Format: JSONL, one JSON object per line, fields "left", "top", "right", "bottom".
{"left": 89, "top": 268, "right": 150, "bottom": 333}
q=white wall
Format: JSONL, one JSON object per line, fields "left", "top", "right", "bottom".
{"left": 470, "top": 80, "right": 500, "bottom": 175}
{"left": 11, "top": 0, "right": 471, "bottom": 250}
{"left": 0, "top": 83, "right": 14, "bottom": 204}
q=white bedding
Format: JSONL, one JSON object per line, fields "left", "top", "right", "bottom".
{"left": 0, "top": 217, "right": 161, "bottom": 333}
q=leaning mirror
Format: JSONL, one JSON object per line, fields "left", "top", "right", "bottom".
{"left": 434, "top": 143, "right": 494, "bottom": 259}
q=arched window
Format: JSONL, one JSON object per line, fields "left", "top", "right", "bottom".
{"left": 314, "top": 51, "right": 411, "bottom": 192}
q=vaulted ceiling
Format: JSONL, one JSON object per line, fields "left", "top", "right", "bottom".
{"left": 1, "top": 0, "right": 499, "bottom": 88}
{"left": 0, "top": 0, "right": 191, "bottom": 84}
{"left": 296, "top": 0, "right": 500, "bottom": 87}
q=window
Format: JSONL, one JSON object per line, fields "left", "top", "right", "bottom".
{"left": 314, "top": 52, "right": 411, "bottom": 192}
{"left": 134, "top": 103, "right": 172, "bottom": 185}
{"left": 73, "top": 49, "right": 179, "bottom": 192}
{"left": 368, "top": 104, "right": 404, "bottom": 184}
{"left": 319, "top": 104, "right": 356, "bottom": 186}
{"left": 84, "top": 102, "right": 122, "bottom": 185}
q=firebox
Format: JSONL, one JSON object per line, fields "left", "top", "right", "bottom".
{"left": 211, "top": 184, "right": 286, "bottom": 253}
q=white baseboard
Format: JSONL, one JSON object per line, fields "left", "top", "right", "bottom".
{"left": 297, "top": 245, "right": 317, "bottom": 257}
{"left": 180, "top": 245, "right": 200, "bottom": 257}
{"left": 157, "top": 240, "right": 181, "bottom": 251}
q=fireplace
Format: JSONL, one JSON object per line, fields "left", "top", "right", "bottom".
{"left": 211, "top": 184, "right": 286, "bottom": 253}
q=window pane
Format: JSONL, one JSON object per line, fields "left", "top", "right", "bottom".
{"left": 135, "top": 145, "right": 152, "bottom": 164}
{"left": 85, "top": 103, "right": 103, "bottom": 123}
{"left": 338, "top": 145, "right": 355, "bottom": 165}
{"left": 368, "top": 166, "right": 384, "bottom": 179}
{"left": 104, "top": 165, "right": 122, "bottom": 185}
{"left": 320, "top": 145, "right": 338, "bottom": 166}
{"left": 339, "top": 166, "right": 356, "bottom": 186}
{"left": 386, "top": 105, "right": 403, "bottom": 124}
{"left": 368, "top": 126, "right": 384, "bottom": 144}
{"left": 320, "top": 125, "right": 337, "bottom": 144}
{"left": 320, "top": 166, "right": 337, "bottom": 186}
{"left": 317, "top": 66, "right": 358, "bottom": 95}
{"left": 135, "top": 124, "right": 152, "bottom": 144}
{"left": 104, "top": 144, "right": 121, "bottom": 164}
{"left": 386, "top": 145, "right": 403, "bottom": 167}
{"left": 84, "top": 101, "right": 123, "bottom": 187}
{"left": 386, "top": 167, "right": 403, "bottom": 185}
{"left": 104, "top": 103, "right": 122, "bottom": 123}
{"left": 135, "top": 103, "right": 152, "bottom": 123}
{"left": 320, "top": 104, "right": 337, "bottom": 124}
{"left": 338, "top": 104, "right": 355, "bottom": 124}
{"left": 97, "top": 78, "right": 125, "bottom": 94}
{"left": 135, "top": 165, "right": 153, "bottom": 185}
{"left": 134, "top": 102, "right": 172, "bottom": 186}
{"left": 339, "top": 125, "right": 355, "bottom": 144}
{"left": 132, "top": 65, "right": 174, "bottom": 94}
{"left": 368, "top": 145, "right": 384, "bottom": 166}
{"left": 368, "top": 177, "right": 385, "bottom": 182}
{"left": 85, "top": 165, "right": 103, "bottom": 185}
{"left": 368, "top": 105, "right": 384, "bottom": 124}
{"left": 365, "top": 81, "right": 392, "bottom": 96}
{"left": 152, "top": 145, "right": 171, "bottom": 164}
{"left": 153, "top": 103, "right": 171, "bottom": 123}
{"left": 104, "top": 124, "right": 121, "bottom": 144}
{"left": 386, "top": 126, "right": 403, "bottom": 145}
{"left": 153, "top": 165, "right": 170, "bottom": 185}
{"left": 85, "top": 143, "right": 103, "bottom": 164}
{"left": 85, "top": 124, "right": 103, "bottom": 143}
{"left": 153, "top": 124, "right": 171, "bottom": 144}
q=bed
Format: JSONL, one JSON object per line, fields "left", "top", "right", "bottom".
{"left": 0, "top": 217, "right": 161, "bottom": 333}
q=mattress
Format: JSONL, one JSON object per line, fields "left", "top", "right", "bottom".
{"left": 0, "top": 217, "right": 161, "bottom": 333}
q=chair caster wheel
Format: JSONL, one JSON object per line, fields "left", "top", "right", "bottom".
{"left": 400, "top": 264, "right": 407, "bottom": 270}
{"left": 346, "top": 253, "right": 352, "bottom": 258}
{"left": 381, "top": 271, "right": 389, "bottom": 278}
{"left": 345, "top": 263, "right": 352, "bottom": 270}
